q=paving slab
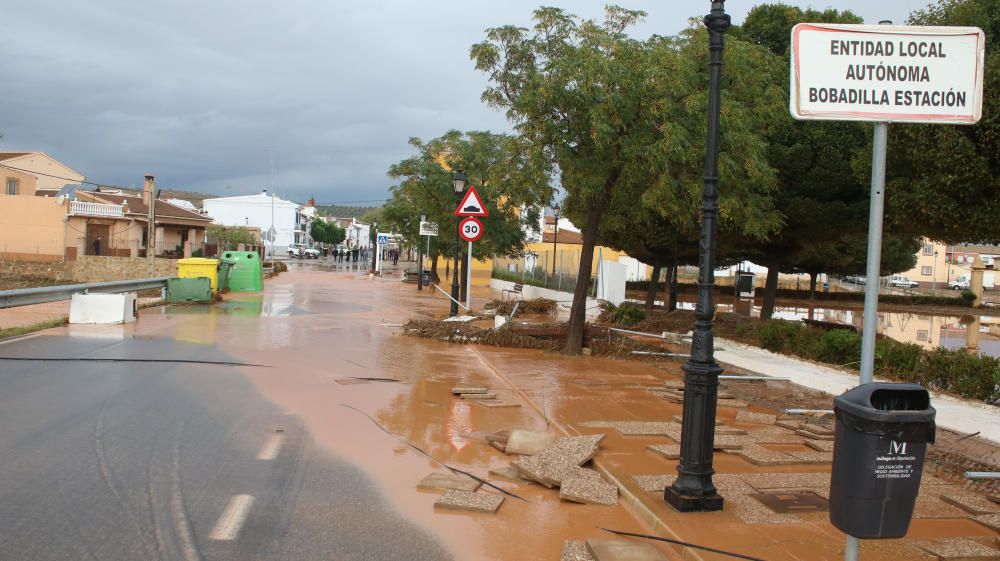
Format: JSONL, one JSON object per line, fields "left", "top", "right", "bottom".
{"left": 505, "top": 429, "right": 558, "bottom": 455}
{"left": 459, "top": 392, "right": 497, "bottom": 400}
{"left": 585, "top": 539, "right": 671, "bottom": 561}
{"left": 511, "top": 435, "right": 604, "bottom": 487}
{"left": 972, "top": 514, "right": 1000, "bottom": 532}
{"left": 786, "top": 449, "right": 833, "bottom": 463}
{"left": 726, "top": 493, "right": 802, "bottom": 525}
{"left": 737, "top": 472, "right": 832, "bottom": 491}
{"left": 612, "top": 421, "right": 677, "bottom": 436}
{"left": 712, "top": 434, "right": 746, "bottom": 451}
{"left": 804, "top": 440, "right": 835, "bottom": 452}
{"left": 750, "top": 433, "right": 807, "bottom": 445}
{"left": 646, "top": 444, "right": 680, "bottom": 460}
{"left": 562, "top": 541, "right": 597, "bottom": 561}
{"left": 417, "top": 472, "right": 482, "bottom": 492}
{"left": 712, "top": 473, "right": 756, "bottom": 494}
{"left": 434, "top": 489, "right": 504, "bottom": 514}
{"left": 913, "top": 495, "right": 970, "bottom": 519}
{"left": 451, "top": 386, "right": 489, "bottom": 394}
{"left": 631, "top": 474, "right": 676, "bottom": 493}
{"left": 560, "top": 475, "right": 619, "bottom": 506}
{"left": 913, "top": 538, "right": 1000, "bottom": 560}
{"left": 717, "top": 398, "right": 750, "bottom": 408}
{"left": 940, "top": 489, "right": 1000, "bottom": 515}
{"left": 735, "top": 410, "right": 777, "bottom": 425}
{"left": 795, "top": 429, "right": 836, "bottom": 441}
{"left": 488, "top": 465, "right": 531, "bottom": 483}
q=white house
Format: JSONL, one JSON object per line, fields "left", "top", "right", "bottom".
{"left": 328, "top": 217, "right": 372, "bottom": 249}
{"left": 203, "top": 191, "right": 301, "bottom": 254}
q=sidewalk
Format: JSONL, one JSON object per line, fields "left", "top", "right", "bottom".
{"left": 466, "top": 341, "right": 1000, "bottom": 561}
{"left": 715, "top": 338, "right": 1000, "bottom": 444}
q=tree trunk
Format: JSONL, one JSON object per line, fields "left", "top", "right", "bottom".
{"left": 646, "top": 261, "right": 662, "bottom": 309}
{"left": 809, "top": 273, "right": 817, "bottom": 301}
{"left": 565, "top": 177, "right": 616, "bottom": 355}
{"left": 431, "top": 255, "right": 439, "bottom": 282}
{"left": 667, "top": 262, "right": 678, "bottom": 312}
{"left": 760, "top": 262, "right": 781, "bottom": 320}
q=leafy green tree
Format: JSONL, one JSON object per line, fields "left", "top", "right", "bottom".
{"left": 882, "top": 0, "right": 1000, "bottom": 244}
{"left": 383, "top": 130, "right": 552, "bottom": 293}
{"left": 473, "top": 6, "right": 783, "bottom": 352}
{"left": 310, "top": 220, "right": 345, "bottom": 245}
{"left": 735, "top": 4, "right": 869, "bottom": 319}
{"left": 207, "top": 225, "right": 256, "bottom": 251}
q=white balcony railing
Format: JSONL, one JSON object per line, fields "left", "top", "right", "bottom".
{"left": 70, "top": 200, "right": 124, "bottom": 218}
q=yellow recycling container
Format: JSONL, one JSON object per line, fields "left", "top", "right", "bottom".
{"left": 177, "top": 257, "right": 220, "bottom": 293}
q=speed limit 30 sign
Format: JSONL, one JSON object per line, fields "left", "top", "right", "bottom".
{"left": 459, "top": 217, "right": 484, "bottom": 243}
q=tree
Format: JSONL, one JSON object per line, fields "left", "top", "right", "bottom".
{"left": 207, "top": 224, "right": 256, "bottom": 251}
{"left": 383, "top": 130, "right": 552, "bottom": 294}
{"left": 473, "top": 7, "right": 783, "bottom": 352}
{"left": 882, "top": 0, "right": 1000, "bottom": 244}
{"left": 310, "top": 220, "right": 345, "bottom": 245}
{"left": 735, "top": 4, "right": 870, "bottom": 319}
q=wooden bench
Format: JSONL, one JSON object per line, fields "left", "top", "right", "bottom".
{"left": 502, "top": 283, "right": 524, "bottom": 302}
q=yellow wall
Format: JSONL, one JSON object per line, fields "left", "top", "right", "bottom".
{"left": 3, "top": 153, "right": 84, "bottom": 192}
{"left": 0, "top": 196, "right": 67, "bottom": 259}
{"left": 469, "top": 242, "right": 635, "bottom": 276}
{"left": 1, "top": 168, "right": 38, "bottom": 196}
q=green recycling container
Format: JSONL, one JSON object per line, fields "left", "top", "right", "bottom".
{"left": 220, "top": 251, "right": 263, "bottom": 292}
{"left": 218, "top": 261, "right": 233, "bottom": 291}
{"left": 166, "top": 277, "right": 212, "bottom": 303}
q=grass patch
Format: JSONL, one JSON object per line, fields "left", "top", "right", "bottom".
{"left": 0, "top": 317, "right": 69, "bottom": 340}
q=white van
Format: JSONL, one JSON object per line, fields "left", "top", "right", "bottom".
{"left": 949, "top": 273, "right": 995, "bottom": 290}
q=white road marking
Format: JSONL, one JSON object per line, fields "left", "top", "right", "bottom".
{"left": 208, "top": 495, "right": 255, "bottom": 541}
{"left": 256, "top": 434, "right": 284, "bottom": 460}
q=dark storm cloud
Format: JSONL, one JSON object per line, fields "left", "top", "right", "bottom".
{"left": 1, "top": 0, "right": 918, "bottom": 203}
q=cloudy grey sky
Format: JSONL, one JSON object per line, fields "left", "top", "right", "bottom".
{"left": 2, "top": 0, "right": 926, "bottom": 204}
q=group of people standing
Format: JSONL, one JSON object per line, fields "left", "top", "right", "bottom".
{"left": 332, "top": 247, "right": 365, "bottom": 264}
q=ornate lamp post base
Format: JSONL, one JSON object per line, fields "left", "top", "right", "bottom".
{"left": 665, "top": 489, "right": 724, "bottom": 512}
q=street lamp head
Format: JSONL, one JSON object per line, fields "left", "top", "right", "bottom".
{"left": 452, "top": 169, "right": 468, "bottom": 197}
{"left": 553, "top": 203, "right": 560, "bottom": 215}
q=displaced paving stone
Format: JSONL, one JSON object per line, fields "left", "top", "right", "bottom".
{"left": 460, "top": 392, "right": 497, "bottom": 400}
{"left": 663, "top": 380, "right": 685, "bottom": 390}
{"left": 735, "top": 410, "right": 777, "bottom": 425}
{"left": 451, "top": 386, "right": 489, "bottom": 394}
{"left": 632, "top": 474, "right": 676, "bottom": 493}
{"left": 712, "top": 435, "right": 747, "bottom": 451}
{"left": 913, "top": 495, "right": 969, "bottom": 519}
{"left": 738, "top": 472, "right": 831, "bottom": 490}
{"left": 485, "top": 430, "right": 509, "bottom": 453}
{"left": 434, "top": 489, "right": 504, "bottom": 513}
{"left": 417, "top": 472, "right": 481, "bottom": 492}
{"left": 474, "top": 399, "right": 521, "bottom": 408}
{"left": 586, "top": 539, "right": 671, "bottom": 561}
{"left": 795, "top": 429, "right": 836, "bottom": 441}
{"left": 920, "top": 473, "right": 952, "bottom": 486}
{"left": 913, "top": 538, "right": 1000, "bottom": 560}
{"left": 578, "top": 421, "right": 617, "bottom": 428}
{"left": 801, "top": 423, "right": 835, "bottom": 436}
{"left": 786, "top": 450, "right": 834, "bottom": 463}
{"left": 750, "top": 433, "right": 807, "bottom": 445}
{"left": 560, "top": 474, "right": 619, "bottom": 506}
{"left": 804, "top": 440, "right": 836, "bottom": 452}
{"left": 562, "top": 541, "right": 597, "bottom": 561}
{"left": 940, "top": 489, "right": 1000, "bottom": 515}
{"left": 776, "top": 420, "right": 803, "bottom": 431}
{"left": 715, "top": 426, "right": 749, "bottom": 435}
{"left": 717, "top": 398, "right": 750, "bottom": 408}
{"left": 612, "top": 421, "right": 676, "bottom": 436}
{"left": 505, "top": 429, "right": 559, "bottom": 455}
{"left": 511, "top": 435, "right": 605, "bottom": 487}
{"left": 972, "top": 514, "right": 1000, "bottom": 532}
{"left": 647, "top": 444, "right": 681, "bottom": 460}
{"left": 488, "top": 465, "right": 531, "bottom": 483}
{"left": 735, "top": 444, "right": 806, "bottom": 467}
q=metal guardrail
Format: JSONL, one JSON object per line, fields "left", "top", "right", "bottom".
{"left": 0, "top": 277, "right": 170, "bottom": 309}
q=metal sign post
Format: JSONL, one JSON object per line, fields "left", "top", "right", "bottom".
{"left": 790, "top": 21, "right": 985, "bottom": 561}
{"left": 458, "top": 217, "right": 483, "bottom": 313}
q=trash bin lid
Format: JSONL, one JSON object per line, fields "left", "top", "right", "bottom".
{"left": 834, "top": 383, "right": 936, "bottom": 442}
{"left": 178, "top": 257, "right": 219, "bottom": 265}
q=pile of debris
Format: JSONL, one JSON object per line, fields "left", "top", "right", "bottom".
{"left": 485, "top": 297, "right": 559, "bottom": 316}
{"left": 403, "top": 320, "right": 555, "bottom": 349}
{"left": 418, "top": 471, "right": 506, "bottom": 514}
{"left": 489, "top": 429, "right": 619, "bottom": 506}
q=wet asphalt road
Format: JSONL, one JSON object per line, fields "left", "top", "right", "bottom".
{"left": 0, "top": 334, "right": 452, "bottom": 561}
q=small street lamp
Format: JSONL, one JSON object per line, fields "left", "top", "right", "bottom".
{"left": 664, "top": 0, "right": 729, "bottom": 513}
{"left": 551, "top": 203, "right": 560, "bottom": 278}
{"left": 450, "top": 170, "right": 468, "bottom": 317}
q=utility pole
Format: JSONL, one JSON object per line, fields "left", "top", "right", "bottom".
{"left": 144, "top": 174, "right": 156, "bottom": 275}
{"left": 268, "top": 148, "right": 275, "bottom": 263}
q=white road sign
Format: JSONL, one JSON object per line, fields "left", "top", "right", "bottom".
{"left": 419, "top": 221, "right": 439, "bottom": 236}
{"left": 790, "top": 24, "right": 985, "bottom": 124}
{"left": 377, "top": 234, "right": 389, "bottom": 245}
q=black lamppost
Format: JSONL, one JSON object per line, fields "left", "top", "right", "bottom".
{"left": 450, "top": 170, "right": 467, "bottom": 317}
{"left": 370, "top": 221, "right": 378, "bottom": 273}
{"left": 551, "top": 203, "right": 560, "bottom": 277}
{"left": 664, "top": 0, "right": 729, "bottom": 513}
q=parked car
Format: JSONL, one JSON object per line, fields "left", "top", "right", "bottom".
{"left": 888, "top": 275, "right": 919, "bottom": 288}
{"left": 842, "top": 275, "right": 866, "bottom": 285}
{"left": 949, "top": 277, "right": 970, "bottom": 290}
{"left": 287, "top": 244, "right": 304, "bottom": 258}
{"left": 303, "top": 247, "right": 320, "bottom": 259}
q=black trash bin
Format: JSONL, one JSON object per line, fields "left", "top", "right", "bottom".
{"left": 829, "top": 382, "right": 936, "bottom": 539}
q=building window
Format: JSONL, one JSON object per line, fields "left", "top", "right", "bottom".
{"left": 916, "top": 330, "right": 929, "bottom": 342}
{"left": 921, "top": 266, "right": 933, "bottom": 276}
{"left": 922, "top": 244, "right": 935, "bottom": 255}
{"left": 5, "top": 178, "right": 17, "bottom": 195}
